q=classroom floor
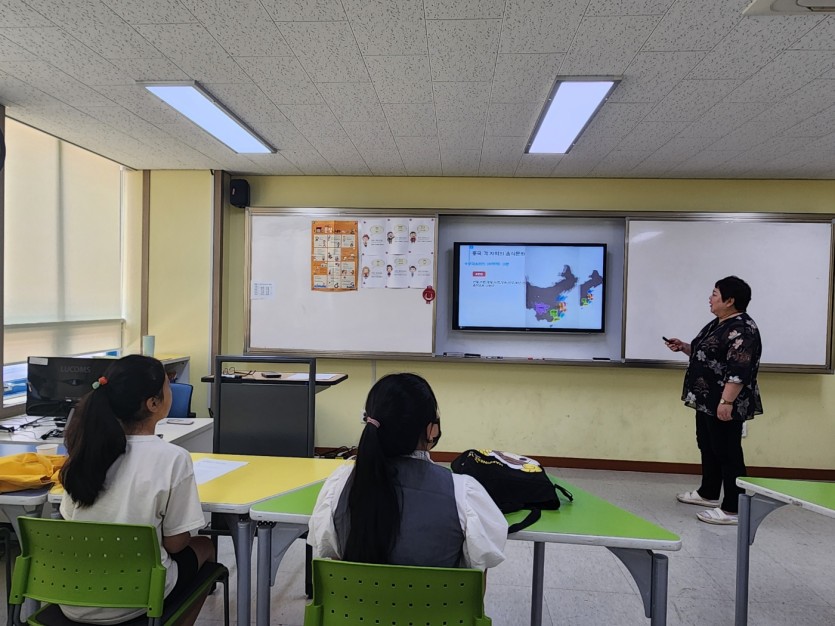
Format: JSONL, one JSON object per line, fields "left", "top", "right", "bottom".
{"left": 3, "top": 468, "right": 834, "bottom": 626}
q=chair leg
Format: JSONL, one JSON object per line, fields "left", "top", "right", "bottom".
{"left": 222, "top": 574, "right": 230, "bottom": 626}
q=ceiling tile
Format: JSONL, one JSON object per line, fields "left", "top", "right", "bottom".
{"left": 789, "top": 16, "right": 835, "bottom": 50}
{"left": 780, "top": 105, "right": 835, "bottom": 138}
{"left": 440, "top": 148, "right": 480, "bottom": 175}
{"left": 383, "top": 103, "right": 437, "bottom": 136}
{"left": 202, "top": 82, "right": 287, "bottom": 125}
{"left": 688, "top": 16, "right": 824, "bottom": 81}
{"left": 279, "top": 21, "right": 368, "bottom": 82}
{"left": 342, "top": 0, "right": 426, "bottom": 55}
{"left": 432, "top": 81, "right": 491, "bottom": 121}
{"left": 667, "top": 150, "right": 748, "bottom": 176}
{"left": 486, "top": 101, "right": 540, "bottom": 136}
{"left": 92, "top": 84, "right": 186, "bottom": 124}
{"left": 0, "top": 0, "right": 54, "bottom": 27}
{"left": 561, "top": 16, "right": 661, "bottom": 75}
{"left": 437, "top": 118, "right": 485, "bottom": 150}
{"left": 395, "top": 136, "right": 442, "bottom": 175}
{"left": 365, "top": 55, "right": 433, "bottom": 104}
{"left": 427, "top": 19, "right": 502, "bottom": 81}
{"left": 725, "top": 50, "right": 835, "bottom": 103}
{"left": 316, "top": 82, "right": 386, "bottom": 122}
{"left": 608, "top": 51, "right": 707, "bottom": 103}
{"left": 0, "top": 60, "right": 114, "bottom": 106}
{"left": 361, "top": 149, "right": 408, "bottom": 175}
{"left": 307, "top": 133, "right": 373, "bottom": 175}
{"left": 585, "top": 0, "right": 676, "bottom": 16}
{"left": 342, "top": 120, "right": 399, "bottom": 153}
{"left": 677, "top": 100, "right": 770, "bottom": 138}
{"left": 260, "top": 80, "right": 325, "bottom": 106}
{"left": 101, "top": 0, "right": 199, "bottom": 24}
{"left": 279, "top": 104, "right": 345, "bottom": 136}
{"left": 480, "top": 135, "right": 527, "bottom": 175}
{"left": 261, "top": 0, "right": 347, "bottom": 22}
{"left": 500, "top": 0, "right": 587, "bottom": 54}
{"left": 134, "top": 24, "right": 250, "bottom": 82}
{"left": 591, "top": 149, "right": 653, "bottom": 175}
{"left": 278, "top": 147, "right": 337, "bottom": 174}
{"left": 1, "top": 27, "right": 132, "bottom": 86}
{"left": 0, "top": 33, "right": 40, "bottom": 61}
{"left": 78, "top": 105, "right": 173, "bottom": 142}
{"left": 0, "top": 71, "right": 54, "bottom": 106}
{"left": 615, "top": 121, "right": 689, "bottom": 151}
{"left": 515, "top": 153, "right": 560, "bottom": 177}
{"left": 180, "top": 0, "right": 291, "bottom": 56}
{"left": 490, "top": 53, "right": 562, "bottom": 104}
{"left": 425, "top": 0, "right": 505, "bottom": 19}
{"left": 244, "top": 152, "right": 303, "bottom": 175}
{"left": 642, "top": 0, "right": 748, "bottom": 52}
{"left": 644, "top": 79, "right": 739, "bottom": 122}
{"left": 106, "top": 57, "right": 191, "bottom": 81}
{"left": 235, "top": 56, "right": 305, "bottom": 82}
{"left": 251, "top": 120, "right": 314, "bottom": 149}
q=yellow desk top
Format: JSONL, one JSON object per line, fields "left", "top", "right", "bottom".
{"left": 49, "top": 453, "right": 347, "bottom": 514}
{"left": 191, "top": 453, "right": 346, "bottom": 513}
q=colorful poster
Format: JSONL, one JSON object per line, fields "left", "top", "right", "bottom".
{"left": 359, "top": 216, "right": 436, "bottom": 290}
{"left": 311, "top": 220, "right": 359, "bottom": 291}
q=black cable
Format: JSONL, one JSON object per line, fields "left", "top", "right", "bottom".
{"left": 0, "top": 125, "right": 5, "bottom": 172}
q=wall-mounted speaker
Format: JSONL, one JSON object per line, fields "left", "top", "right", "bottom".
{"left": 230, "top": 179, "right": 250, "bottom": 208}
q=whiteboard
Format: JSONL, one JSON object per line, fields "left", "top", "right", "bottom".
{"left": 625, "top": 219, "right": 833, "bottom": 368}
{"left": 247, "top": 212, "right": 435, "bottom": 355}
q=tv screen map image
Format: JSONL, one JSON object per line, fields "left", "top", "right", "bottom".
{"left": 454, "top": 243, "right": 606, "bottom": 332}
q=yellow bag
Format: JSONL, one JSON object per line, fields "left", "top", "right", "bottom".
{"left": 0, "top": 452, "right": 66, "bottom": 493}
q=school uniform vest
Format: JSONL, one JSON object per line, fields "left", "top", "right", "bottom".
{"left": 334, "top": 456, "right": 463, "bottom": 567}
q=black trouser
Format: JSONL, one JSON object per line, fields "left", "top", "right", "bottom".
{"left": 695, "top": 410, "right": 746, "bottom": 513}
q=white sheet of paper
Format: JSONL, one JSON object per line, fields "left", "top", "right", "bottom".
{"left": 193, "top": 459, "right": 248, "bottom": 485}
{"left": 283, "top": 373, "right": 336, "bottom": 381}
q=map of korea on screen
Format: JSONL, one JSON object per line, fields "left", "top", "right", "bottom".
{"left": 455, "top": 243, "right": 606, "bottom": 332}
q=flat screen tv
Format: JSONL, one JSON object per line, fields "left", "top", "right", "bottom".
{"left": 26, "top": 356, "right": 114, "bottom": 418}
{"left": 452, "top": 242, "right": 606, "bottom": 333}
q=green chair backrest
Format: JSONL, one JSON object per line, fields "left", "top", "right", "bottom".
{"left": 304, "top": 558, "right": 491, "bottom": 626}
{"left": 9, "top": 517, "right": 167, "bottom": 617}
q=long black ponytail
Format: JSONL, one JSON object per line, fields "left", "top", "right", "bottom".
{"left": 342, "top": 373, "right": 438, "bottom": 563}
{"left": 62, "top": 355, "right": 166, "bottom": 507}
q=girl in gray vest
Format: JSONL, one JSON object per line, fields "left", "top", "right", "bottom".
{"left": 309, "top": 373, "right": 507, "bottom": 569}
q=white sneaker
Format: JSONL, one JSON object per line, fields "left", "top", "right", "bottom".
{"left": 676, "top": 489, "right": 720, "bottom": 507}
{"left": 697, "top": 507, "right": 738, "bottom": 525}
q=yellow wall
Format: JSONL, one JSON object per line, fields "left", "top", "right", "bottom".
{"left": 148, "top": 171, "right": 213, "bottom": 412}
{"left": 215, "top": 176, "right": 835, "bottom": 470}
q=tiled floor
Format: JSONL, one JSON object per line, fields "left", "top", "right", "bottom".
{"left": 4, "top": 468, "right": 834, "bottom": 625}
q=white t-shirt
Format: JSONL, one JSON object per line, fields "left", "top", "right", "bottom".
{"left": 59, "top": 435, "right": 206, "bottom": 625}
{"left": 308, "top": 452, "right": 507, "bottom": 570}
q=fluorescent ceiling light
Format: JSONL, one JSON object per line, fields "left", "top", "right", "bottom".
{"left": 142, "top": 82, "right": 274, "bottom": 154}
{"left": 526, "top": 79, "right": 619, "bottom": 154}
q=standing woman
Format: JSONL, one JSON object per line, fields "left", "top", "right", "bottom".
{"left": 665, "top": 276, "right": 763, "bottom": 525}
{"left": 308, "top": 373, "right": 507, "bottom": 570}
{"left": 60, "top": 355, "right": 214, "bottom": 625}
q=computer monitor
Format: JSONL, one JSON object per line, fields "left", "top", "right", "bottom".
{"left": 26, "top": 356, "right": 114, "bottom": 419}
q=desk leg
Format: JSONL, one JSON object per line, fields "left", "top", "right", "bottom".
{"left": 219, "top": 514, "right": 254, "bottom": 626}
{"left": 255, "top": 523, "right": 308, "bottom": 626}
{"left": 609, "top": 548, "right": 668, "bottom": 625}
{"left": 530, "top": 542, "right": 545, "bottom": 626}
{"left": 734, "top": 493, "right": 785, "bottom": 626}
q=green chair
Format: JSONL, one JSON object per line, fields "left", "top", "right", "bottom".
{"left": 8, "top": 517, "right": 229, "bottom": 626}
{"left": 304, "top": 558, "right": 491, "bottom": 626}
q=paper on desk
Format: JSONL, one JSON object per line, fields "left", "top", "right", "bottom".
{"left": 193, "top": 459, "right": 247, "bottom": 485}
{"left": 283, "top": 373, "right": 334, "bottom": 381}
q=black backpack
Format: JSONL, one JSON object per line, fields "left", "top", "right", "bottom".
{"left": 451, "top": 449, "right": 573, "bottom": 534}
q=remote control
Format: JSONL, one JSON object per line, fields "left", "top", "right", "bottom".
{"left": 166, "top": 418, "right": 194, "bottom": 425}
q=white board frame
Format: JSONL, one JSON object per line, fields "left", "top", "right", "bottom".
{"left": 624, "top": 215, "right": 834, "bottom": 372}
{"left": 245, "top": 209, "right": 436, "bottom": 356}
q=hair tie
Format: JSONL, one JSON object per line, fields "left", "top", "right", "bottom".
{"left": 365, "top": 416, "right": 381, "bottom": 429}
{"left": 91, "top": 376, "right": 108, "bottom": 390}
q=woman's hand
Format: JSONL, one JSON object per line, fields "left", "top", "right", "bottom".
{"left": 716, "top": 403, "right": 733, "bottom": 421}
{"left": 665, "top": 337, "right": 691, "bottom": 356}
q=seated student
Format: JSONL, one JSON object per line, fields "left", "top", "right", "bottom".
{"left": 60, "top": 355, "right": 214, "bottom": 625}
{"left": 308, "top": 373, "right": 507, "bottom": 569}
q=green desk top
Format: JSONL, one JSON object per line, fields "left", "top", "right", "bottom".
{"left": 737, "top": 477, "right": 835, "bottom": 519}
{"left": 250, "top": 475, "right": 681, "bottom": 552}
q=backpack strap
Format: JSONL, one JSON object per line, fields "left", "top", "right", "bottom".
{"left": 554, "top": 483, "right": 573, "bottom": 503}
{"left": 507, "top": 508, "right": 541, "bottom": 534}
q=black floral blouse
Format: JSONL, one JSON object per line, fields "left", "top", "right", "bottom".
{"left": 681, "top": 312, "right": 763, "bottom": 421}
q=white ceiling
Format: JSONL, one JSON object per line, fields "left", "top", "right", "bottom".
{"left": 1, "top": 0, "right": 834, "bottom": 178}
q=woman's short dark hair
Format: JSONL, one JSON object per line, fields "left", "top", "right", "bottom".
{"left": 715, "top": 276, "right": 752, "bottom": 311}
{"left": 343, "top": 373, "right": 439, "bottom": 564}
{"left": 62, "top": 355, "right": 167, "bottom": 507}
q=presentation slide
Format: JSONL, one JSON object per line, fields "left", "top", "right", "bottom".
{"left": 454, "top": 243, "right": 606, "bottom": 332}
